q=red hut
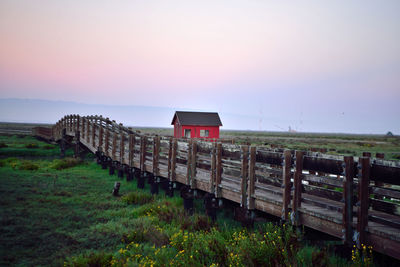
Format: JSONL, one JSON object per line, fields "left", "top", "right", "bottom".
{"left": 171, "top": 111, "right": 222, "bottom": 139}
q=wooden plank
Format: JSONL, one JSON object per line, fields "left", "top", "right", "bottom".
{"left": 370, "top": 198, "right": 400, "bottom": 216}
{"left": 343, "top": 156, "right": 354, "bottom": 244}
{"left": 372, "top": 186, "right": 400, "bottom": 199}
{"left": 370, "top": 164, "right": 400, "bottom": 185}
{"left": 302, "top": 184, "right": 342, "bottom": 201}
{"left": 367, "top": 232, "right": 400, "bottom": 260}
{"left": 247, "top": 146, "right": 256, "bottom": 210}
{"left": 293, "top": 150, "right": 304, "bottom": 225}
{"left": 357, "top": 157, "right": 370, "bottom": 248}
{"left": 191, "top": 140, "right": 197, "bottom": 188}
{"left": 302, "top": 173, "right": 343, "bottom": 188}
{"left": 241, "top": 145, "right": 249, "bottom": 208}
{"left": 282, "top": 150, "right": 292, "bottom": 221}
{"left": 222, "top": 147, "right": 241, "bottom": 160}
{"left": 303, "top": 156, "right": 343, "bottom": 175}
{"left": 299, "top": 211, "right": 343, "bottom": 239}
{"left": 197, "top": 142, "right": 213, "bottom": 154}
{"left": 374, "top": 153, "right": 385, "bottom": 189}
{"left": 256, "top": 150, "right": 283, "bottom": 165}
{"left": 255, "top": 199, "right": 282, "bottom": 217}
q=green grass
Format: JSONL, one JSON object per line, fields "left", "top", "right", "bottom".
{"left": 0, "top": 135, "right": 66, "bottom": 158}
{"left": 0, "top": 134, "right": 377, "bottom": 266}
{"left": 220, "top": 130, "right": 400, "bottom": 160}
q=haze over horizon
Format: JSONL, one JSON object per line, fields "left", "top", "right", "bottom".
{"left": 1, "top": 1, "right": 399, "bottom": 134}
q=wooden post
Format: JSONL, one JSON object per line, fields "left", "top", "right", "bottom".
{"left": 86, "top": 118, "right": 90, "bottom": 143}
{"left": 170, "top": 139, "right": 177, "bottom": 182}
{"left": 292, "top": 150, "right": 304, "bottom": 225}
{"left": 98, "top": 124, "right": 104, "bottom": 152}
{"left": 92, "top": 123, "right": 96, "bottom": 148}
{"left": 69, "top": 115, "right": 72, "bottom": 132}
{"left": 240, "top": 145, "right": 249, "bottom": 208}
{"left": 210, "top": 143, "right": 217, "bottom": 193}
{"left": 362, "top": 152, "right": 371, "bottom": 157}
{"left": 140, "top": 136, "right": 147, "bottom": 172}
{"left": 343, "top": 156, "right": 354, "bottom": 244}
{"left": 104, "top": 129, "right": 110, "bottom": 157}
{"left": 76, "top": 115, "right": 80, "bottom": 132}
{"left": 215, "top": 143, "right": 222, "bottom": 198}
{"left": 186, "top": 139, "right": 193, "bottom": 186}
{"left": 120, "top": 132, "right": 125, "bottom": 163}
{"left": 112, "top": 132, "right": 117, "bottom": 160}
{"left": 282, "top": 150, "right": 292, "bottom": 221}
{"left": 153, "top": 136, "right": 160, "bottom": 176}
{"left": 81, "top": 118, "right": 85, "bottom": 140}
{"left": 128, "top": 134, "right": 135, "bottom": 167}
{"left": 167, "top": 138, "right": 172, "bottom": 181}
{"left": 191, "top": 140, "right": 197, "bottom": 189}
{"left": 357, "top": 157, "right": 370, "bottom": 248}
{"left": 247, "top": 146, "right": 256, "bottom": 210}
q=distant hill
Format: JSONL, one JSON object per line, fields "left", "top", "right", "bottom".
{"left": 0, "top": 98, "right": 259, "bottom": 130}
{"left": 0, "top": 98, "right": 177, "bottom": 127}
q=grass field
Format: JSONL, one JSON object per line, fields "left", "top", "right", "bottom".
{"left": 1, "top": 122, "right": 399, "bottom": 160}
{"left": 1, "top": 125, "right": 399, "bottom": 266}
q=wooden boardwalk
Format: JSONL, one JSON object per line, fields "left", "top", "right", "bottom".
{"left": 33, "top": 115, "right": 400, "bottom": 260}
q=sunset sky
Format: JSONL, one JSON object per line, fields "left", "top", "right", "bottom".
{"left": 0, "top": 1, "right": 399, "bottom": 133}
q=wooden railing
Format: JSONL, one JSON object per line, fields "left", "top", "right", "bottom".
{"left": 48, "top": 114, "right": 400, "bottom": 259}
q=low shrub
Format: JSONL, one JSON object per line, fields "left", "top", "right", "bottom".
{"left": 50, "top": 158, "right": 81, "bottom": 170}
{"left": 122, "top": 191, "right": 154, "bottom": 205}
{"left": 64, "top": 251, "right": 113, "bottom": 267}
{"left": 122, "top": 219, "right": 169, "bottom": 247}
{"left": 19, "top": 160, "right": 39, "bottom": 171}
{"left": 181, "top": 214, "right": 213, "bottom": 232}
{"left": 0, "top": 142, "right": 8, "bottom": 148}
{"left": 25, "top": 143, "right": 39, "bottom": 149}
{"left": 0, "top": 160, "right": 5, "bottom": 167}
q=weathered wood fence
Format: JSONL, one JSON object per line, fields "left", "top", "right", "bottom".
{"left": 34, "top": 114, "right": 400, "bottom": 259}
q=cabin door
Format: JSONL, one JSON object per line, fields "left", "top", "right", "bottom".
{"left": 184, "top": 129, "right": 191, "bottom": 138}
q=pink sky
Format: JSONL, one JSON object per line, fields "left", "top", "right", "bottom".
{"left": 0, "top": 1, "right": 399, "bottom": 133}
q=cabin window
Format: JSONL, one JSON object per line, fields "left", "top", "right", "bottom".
{"left": 184, "top": 129, "right": 191, "bottom": 138}
{"left": 200, "top": 129, "right": 209, "bottom": 137}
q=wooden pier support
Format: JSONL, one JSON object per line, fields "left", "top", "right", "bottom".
{"left": 137, "top": 171, "right": 146, "bottom": 189}
{"left": 234, "top": 206, "right": 254, "bottom": 228}
{"left": 151, "top": 176, "right": 160, "bottom": 195}
{"left": 181, "top": 185, "right": 194, "bottom": 215}
{"left": 112, "top": 182, "right": 120, "bottom": 196}
{"left": 204, "top": 193, "right": 218, "bottom": 221}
